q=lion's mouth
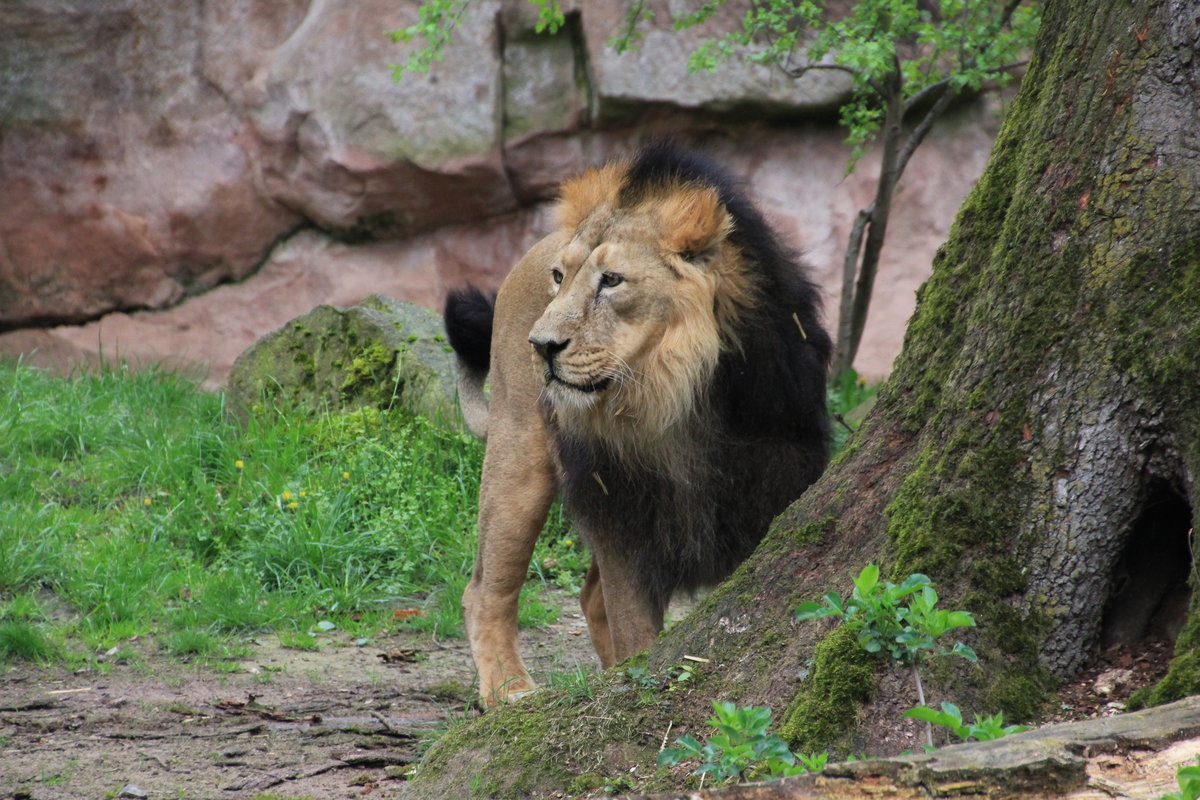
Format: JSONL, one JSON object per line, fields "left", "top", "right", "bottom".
{"left": 548, "top": 373, "right": 611, "bottom": 394}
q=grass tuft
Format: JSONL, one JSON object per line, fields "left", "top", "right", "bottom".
{"left": 0, "top": 620, "right": 57, "bottom": 662}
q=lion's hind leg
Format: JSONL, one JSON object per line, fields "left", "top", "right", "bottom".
{"left": 580, "top": 557, "right": 616, "bottom": 667}
{"left": 587, "top": 539, "right": 666, "bottom": 665}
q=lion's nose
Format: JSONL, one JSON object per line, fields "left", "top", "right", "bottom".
{"left": 530, "top": 336, "right": 569, "bottom": 363}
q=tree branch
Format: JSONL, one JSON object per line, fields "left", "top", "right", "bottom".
{"left": 781, "top": 62, "right": 861, "bottom": 78}
{"left": 1001, "top": 0, "right": 1023, "bottom": 27}
{"left": 895, "top": 83, "right": 957, "bottom": 180}
{"left": 901, "top": 61, "right": 1028, "bottom": 117}
{"left": 835, "top": 204, "right": 874, "bottom": 373}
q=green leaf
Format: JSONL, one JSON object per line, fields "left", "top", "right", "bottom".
{"left": 852, "top": 564, "right": 881, "bottom": 596}
{"left": 944, "top": 610, "right": 977, "bottom": 629}
{"left": 795, "top": 600, "right": 833, "bottom": 621}
{"left": 896, "top": 572, "right": 932, "bottom": 595}
{"left": 902, "top": 705, "right": 947, "bottom": 724}
{"left": 950, "top": 641, "right": 978, "bottom": 663}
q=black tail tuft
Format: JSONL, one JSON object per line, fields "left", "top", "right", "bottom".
{"left": 444, "top": 286, "right": 496, "bottom": 375}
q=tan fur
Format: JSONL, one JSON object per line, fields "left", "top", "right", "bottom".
{"left": 555, "top": 161, "right": 625, "bottom": 230}
{"left": 463, "top": 163, "right": 754, "bottom": 706}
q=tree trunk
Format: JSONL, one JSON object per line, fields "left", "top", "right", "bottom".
{"left": 409, "top": 0, "right": 1200, "bottom": 795}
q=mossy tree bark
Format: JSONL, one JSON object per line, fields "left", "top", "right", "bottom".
{"left": 410, "top": 1, "right": 1200, "bottom": 795}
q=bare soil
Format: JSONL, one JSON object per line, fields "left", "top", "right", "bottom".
{"left": 0, "top": 592, "right": 599, "bottom": 800}
{"left": 0, "top": 590, "right": 1178, "bottom": 800}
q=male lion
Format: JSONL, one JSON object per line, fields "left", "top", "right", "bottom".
{"left": 444, "top": 143, "right": 830, "bottom": 706}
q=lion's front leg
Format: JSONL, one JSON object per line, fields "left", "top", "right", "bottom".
{"left": 464, "top": 425, "right": 557, "bottom": 708}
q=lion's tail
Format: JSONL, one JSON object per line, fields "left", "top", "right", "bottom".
{"left": 443, "top": 286, "right": 495, "bottom": 440}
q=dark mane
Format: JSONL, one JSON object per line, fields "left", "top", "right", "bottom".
{"left": 558, "top": 142, "right": 832, "bottom": 610}
{"left": 619, "top": 141, "right": 802, "bottom": 290}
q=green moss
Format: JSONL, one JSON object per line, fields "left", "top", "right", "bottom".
{"left": 778, "top": 625, "right": 877, "bottom": 754}
{"left": 339, "top": 341, "right": 398, "bottom": 403}
{"left": 291, "top": 348, "right": 316, "bottom": 380}
{"left": 791, "top": 515, "right": 836, "bottom": 547}
{"left": 566, "top": 773, "right": 604, "bottom": 794}
{"left": 410, "top": 679, "right": 658, "bottom": 799}
{"left": 1130, "top": 648, "right": 1200, "bottom": 710}
{"left": 984, "top": 672, "right": 1052, "bottom": 722}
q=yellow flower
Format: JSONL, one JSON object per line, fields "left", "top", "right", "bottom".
{"left": 235, "top": 459, "right": 244, "bottom": 470}
{"left": 342, "top": 471, "right": 350, "bottom": 480}
{"left": 299, "top": 490, "right": 307, "bottom": 498}
{"left": 143, "top": 497, "right": 152, "bottom": 506}
{"left": 288, "top": 501, "right": 299, "bottom": 509}
{"left": 563, "top": 539, "right": 573, "bottom": 548}
{"left": 281, "top": 490, "right": 293, "bottom": 501}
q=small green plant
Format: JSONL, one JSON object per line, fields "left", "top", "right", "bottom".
{"left": 903, "top": 702, "right": 1029, "bottom": 744}
{"left": 161, "top": 629, "right": 220, "bottom": 659}
{"left": 623, "top": 665, "right": 661, "bottom": 705}
{"left": 667, "top": 660, "right": 700, "bottom": 693}
{"left": 624, "top": 666, "right": 657, "bottom": 689}
{"left": 796, "top": 565, "right": 977, "bottom": 746}
{"left": 602, "top": 775, "right": 635, "bottom": 795}
{"left": 546, "top": 664, "right": 596, "bottom": 705}
{"left": 1160, "top": 755, "right": 1200, "bottom": 800}
{"left": 277, "top": 631, "right": 321, "bottom": 651}
{"left": 658, "top": 701, "right": 827, "bottom": 783}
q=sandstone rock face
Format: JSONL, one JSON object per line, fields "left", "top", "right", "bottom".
{"left": 0, "top": 0, "right": 1000, "bottom": 381}
{"left": 225, "top": 294, "right": 458, "bottom": 424}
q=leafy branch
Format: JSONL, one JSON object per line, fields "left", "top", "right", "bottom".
{"left": 670, "top": 0, "right": 1041, "bottom": 375}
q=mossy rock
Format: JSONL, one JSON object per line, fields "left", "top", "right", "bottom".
{"left": 226, "top": 295, "right": 457, "bottom": 424}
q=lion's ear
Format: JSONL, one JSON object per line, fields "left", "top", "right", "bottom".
{"left": 556, "top": 162, "right": 626, "bottom": 231}
{"left": 657, "top": 185, "right": 732, "bottom": 260}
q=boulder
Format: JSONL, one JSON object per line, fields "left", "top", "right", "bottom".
{"left": 225, "top": 295, "right": 458, "bottom": 424}
{"left": 0, "top": 0, "right": 510, "bottom": 328}
{"left": 578, "top": 1, "right": 852, "bottom": 121}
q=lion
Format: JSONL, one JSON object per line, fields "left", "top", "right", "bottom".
{"left": 444, "top": 143, "right": 831, "bottom": 706}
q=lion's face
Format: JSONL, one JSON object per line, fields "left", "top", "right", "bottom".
{"left": 528, "top": 164, "right": 755, "bottom": 448}
{"left": 530, "top": 213, "right": 680, "bottom": 407}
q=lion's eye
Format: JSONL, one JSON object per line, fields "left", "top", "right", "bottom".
{"left": 551, "top": 269, "right": 564, "bottom": 285}
{"left": 598, "top": 272, "right": 624, "bottom": 289}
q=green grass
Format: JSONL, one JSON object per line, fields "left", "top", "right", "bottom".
{"left": 0, "top": 360, "right": 572, "bottom": 668}
{"left": 0, "top": 619, "right": 57, "bottom": 662}
{"left": 0, "top": 359, "right": 876, "bottom": 672}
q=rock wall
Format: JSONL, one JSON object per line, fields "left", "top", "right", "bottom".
{"left": 0, "top": 0, "right": 1001, "bottom": 385}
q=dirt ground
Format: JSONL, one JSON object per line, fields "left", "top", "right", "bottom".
{"left": 0, "top": 588, "right": 1179, "bottom": 800}
{"left": 0, "top": 591, "right": 600, "bottom": 800}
